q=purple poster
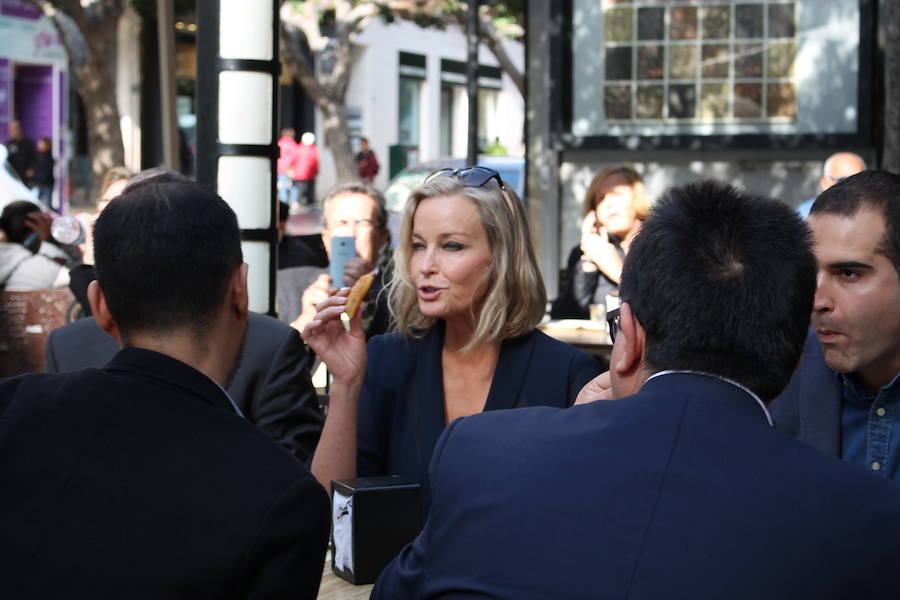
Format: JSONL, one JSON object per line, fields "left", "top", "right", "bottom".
{"left": 1, "top": 0, "right": 41, "bottom": 20}
{"left": 0, "top": 59, "right": 9, "bottom": 145}
{"left": 14, "top": 64, "right": 53, "bottom": 142}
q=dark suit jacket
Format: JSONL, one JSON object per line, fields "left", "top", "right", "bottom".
{"left": 359, "top": 322, "right": 601, "bottom": 510}
{"left": 769, "top": 329, "right": 843, "bottom": 457}
{"left": 373, "top": 373, "right": 900, "bottom": 599}
{"left": 0, "top": 348, "right": 330, "bottom": 599}
{"left": 44, "top": 313, "right": 324, "bottom": 463}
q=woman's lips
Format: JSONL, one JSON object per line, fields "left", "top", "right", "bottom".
{"left": 418, "top": 286, "right": 442, "bottom": 301}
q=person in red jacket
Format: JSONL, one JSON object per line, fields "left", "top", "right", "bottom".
{"left": 290, "top": 131, "right": 319, "bottom": 209}
{"left": 277, "top": 127, "right": 297, "bottom": 206}
{"left": 356, "top": 137, "right": 379, "bottom": 183}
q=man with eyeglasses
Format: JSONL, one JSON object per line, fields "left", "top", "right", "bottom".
{"left": 771, "top": 170, "right": 900, "bottom": 483}
{"left": 281, "top": 181, "right": 391, "bottom": 337}
{"left": 371, "top": 180, "right": 900, "bottom": 599}
{"left": 796, "top": 151, "right": 866, "bottom": 219}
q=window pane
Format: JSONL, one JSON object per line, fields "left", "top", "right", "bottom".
{"left": 398, "top": 77, "right": 420, "bottom": 145}
{"left": 638, "top": 7, "right": 665, "bottom": 41}
{"left": 735, "top": 4, "right": 764, "bottom": 38}
{"left": 769, "top": 4, "right": 796, "bottom": 38}
{"left": 670, "top": 7, "right": 698, "bottom": 40}
{"left": 637, "top": 45, "right": 664, "bottom": 79}
{"left": 605, "top": 8, "right": 633, "bottom": 42}
{"left": 606, "top": 47, "right": 633, "bottom": 81}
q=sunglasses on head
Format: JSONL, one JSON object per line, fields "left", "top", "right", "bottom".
{"left": 424, "top": 166, "right": 517, "bottom": 215}
{"left": 606, "top": 307, "right": 621, "bottom": 343}
{"left": 425, "top": 166, "right": 505, "bottom": 189}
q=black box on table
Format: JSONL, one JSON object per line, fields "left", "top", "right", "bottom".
{"left": 331, "top": 476, "right": 423, "bottom": 585}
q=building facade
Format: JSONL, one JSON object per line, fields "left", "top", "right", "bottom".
{"left": 0, "top": 0, "right": 68, "bottom": 209}
{"left": 527, "top": 0, "right": 877, "bottom": 297}
{"left": 315, "top": 17, "right": 525, "bottom": 192}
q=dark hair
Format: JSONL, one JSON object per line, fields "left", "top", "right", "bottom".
{"left": 811, "top": 169, "right": 900, "bottom": 274}
{"left": 620, "top": 180, "right": 816, "bottom": 402}
{"left": 322, "top": 180, "right": 388, "bottom": 230}
{"left": 0, "top": 200, "right": 41, "bottom": 244}
{"left": 92, "top": 171, "right": 243, "bottom": 340}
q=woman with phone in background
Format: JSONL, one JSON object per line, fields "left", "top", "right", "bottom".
{"left": 551, "top": 165, "right": 650, "bottom": 320}
{"left": 301, "top": 167, "right": 600, "bottom": 511}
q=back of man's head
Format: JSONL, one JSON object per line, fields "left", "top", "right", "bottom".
{"left": 0, "top": 200, "right": 39, "bottom": 244}
{"left": 620, "top": 180, "right": 816, "bottom": 401}
{"left": 93, "top": 171, "right": 242, "bottom": 340}
{"left": 811, "top": 169, "right": 900, "bottom": 274}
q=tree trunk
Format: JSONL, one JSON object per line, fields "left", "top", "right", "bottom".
{"left": 883, "top": 0, "right": 900, "bottom": 173}
{"left": 75, "top": 24, "right": 125, "bottom": 195}
{"left": 321, "top": 101, "right": 357, "bottom": 182}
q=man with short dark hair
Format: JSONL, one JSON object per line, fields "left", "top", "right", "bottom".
{"left": 0, "top": 173, "right": 330, "bottom": 598}
{"left": 373, "top": 181, "right": 900, "bottom": 599}
{"left": 772, "top": 169, "right": 900, "bottom": 481}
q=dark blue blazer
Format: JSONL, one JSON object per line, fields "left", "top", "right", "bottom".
{"left": 358, "top": 322, "right": 601, "bottom": 509}
{"left": 373, "top": 373, "right": 900, "bottom": 599}
{"left": 0, "top": 348, "right": 330, "bottom": 598}
{"left": 44, "top": 313, "right": 324, "bottom": 463}
{"left": 769, "top": 329, "right": 842, "bottom": 457}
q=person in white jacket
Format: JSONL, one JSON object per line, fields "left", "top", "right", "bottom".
{"left": 0, "top": 200, "right": 69, "bottom": 290}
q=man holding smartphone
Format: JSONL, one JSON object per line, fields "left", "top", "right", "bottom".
{"left": 281, "top": 182, "right": 392, "bottom": 337}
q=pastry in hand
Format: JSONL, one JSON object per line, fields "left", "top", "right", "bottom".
{"left": 344, "top": 271, "right": 375, "bottom": 319}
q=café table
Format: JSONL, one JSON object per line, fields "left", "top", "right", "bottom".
{"left": 539, "top": 319, "right": 613, "bottom": 362}
{"left": 317, "top": 552, "right": 374, "bottom": 599}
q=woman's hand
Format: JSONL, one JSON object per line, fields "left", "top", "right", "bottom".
{"left": 300, "top": 288, "right": 368, "bottom": 384}
{"left": 580, "top": 225, "right": 623, "bottom": 284}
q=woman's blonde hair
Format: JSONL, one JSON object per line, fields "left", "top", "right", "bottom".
{"left": 388, "top": 174, "right": 546, "bottom": 351}
{"left": 583, "top": 165, "right": 650, "bottom": 220}
{"left": 99, "top": 166, "right": 134, "bottom": 200}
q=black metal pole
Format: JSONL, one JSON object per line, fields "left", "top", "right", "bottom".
{"left": 466, "top": 0, "right": 480, "bottom": 165}
{"left": 196, "top": 0, "right": 280, "bottom": 316}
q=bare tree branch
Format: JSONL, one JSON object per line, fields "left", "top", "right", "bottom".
{"left": 477, "top": 10, "right": 525, "bottom": 97}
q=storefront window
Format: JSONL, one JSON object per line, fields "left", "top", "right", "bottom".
{"left": 572, "top": 0, "right": 859, "bottom": 137}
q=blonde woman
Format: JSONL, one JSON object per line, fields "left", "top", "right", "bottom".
{"left": 551, "top": 165, "right": 650, "bottom": 319}
{"left": 302, "top": 167, "right": 600, "bottom": 507}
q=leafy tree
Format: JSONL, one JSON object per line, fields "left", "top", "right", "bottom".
{"left": 280, "top": 0, "right": 525, "bottom": 181}
{"left": 27, "top": 0, "right": 127, "bottom": 194}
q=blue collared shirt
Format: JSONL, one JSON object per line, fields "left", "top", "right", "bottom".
{"left": 840, "top": 371, "right": 900, "bottom": 482}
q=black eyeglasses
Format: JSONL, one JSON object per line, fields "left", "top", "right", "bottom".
{"left": 606, "top": 307, "right": 621, "bottom": 343}
{"left": 424, "top": 166, "right": 516, "bottom": 215}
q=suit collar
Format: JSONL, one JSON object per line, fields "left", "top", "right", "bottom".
{"left": 645, "top": 370, "right": 772, "bottom": 426}
{"left": 641, "top": 372, "right": 773, "bottom": 427}
{"left": 104, "top": 347, "right": 239, "bottom": 415}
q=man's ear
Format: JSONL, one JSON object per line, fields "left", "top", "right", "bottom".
{"left": 229, "top": 263, "right": 249, "bottom": 319}
{"left": 611, "top": 302, "right": 645, "bottom": 378}
{"left": 87, "top": 280, "right": 122, "bottom": 343}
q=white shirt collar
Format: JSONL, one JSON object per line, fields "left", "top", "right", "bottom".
{"left": 644, "top": 370, "right": 773, "bottom": 427}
